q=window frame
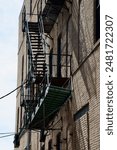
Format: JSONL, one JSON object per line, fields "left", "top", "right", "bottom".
{"left": 94, "top": 0, "right": 100, "bottom": 42}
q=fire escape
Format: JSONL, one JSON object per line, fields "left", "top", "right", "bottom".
{"left": 14, "top": 0, "right": 71, "bottom": 147}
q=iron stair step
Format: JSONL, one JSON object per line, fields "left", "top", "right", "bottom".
{"left": 32, "top": 47, "right": 43, "bottom": 49}
{"left": 28, "top": 22, "right": 38, "bottom": 25}
{"left": 28, "top": 24, "right": 38, "bottom": 27}
{"left": 34, "top": 72, "right": 47, "bottom": 74}
{"left": 31, "top": 44, "right": 43, "bottom": 46}
{"left": 29, "top": 32, "right": 40, "bottom": 34}
{"left": 35, "top": 65, "right": 47, "bottom": 68}
{"left": 35, "top": 66, "right": 47, "bottom": 68}
{"left": 28, "top": 25, "right": 38, "bottom": 28}
{"left": 29, "top": 32, "right": 39, "bottom": 34}
{"left": 32, "top": 51, "right": 44, "bottom": 54}
{"left": 31, "top": 41, "right": 42, "bottom": 43}
{"left": 30, "top": 38, "right": 41, "bottom": 40}
{"left": 34, "top": 63, "right": 46, "bottom": 66}
{"left": 34, "top": 69, "right": 47, "bottom": 71}
{"left": 29, "top": 29, "right": 39, "bottom": 31}
{"left": 32, "top": 52, "right": 44, "bottom": 55}
{"left": 33, "top": 63, "right": 46, "bottom": 66}
{"left": 31, "top": 43, "right": 42, "bottom": 46}
{"left": 34, "top": 74, "right": 46, "bottom": 77}
{"left": 32, "top": 55, "right": 45, "bottom": 57}
{"left": 30, "top": 37, "right": 41, "bottom": 39}
{"left": 33, "top": 59, "right": 46, "bottom": 62}
{"left": 32, "top": 55, "right": 45, "bottom": 58}
{"left": 34, "top": 73, "right": 46, "bottom": 76}
{"left": 32, "top": 50, "right": 44, "bottom": 53}
{"left": 30, "top": 35, "right": 41, "bottom": 37}
{"left": 32, "top": 45, "right": 42, "bottom": 48}
{"left": 29, "top": 29, "right": 39, "bottom": 32}
{"left": 32, "top": 53, "right": 45, "bottom": 55}
{"left": 32, "top": 46, "right": 43, "bottom": 48}
{"left": 33, "top": 59, "right": 45, "bottom": 61}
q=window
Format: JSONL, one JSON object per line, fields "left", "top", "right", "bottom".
{"left": 95, "top": 0, "right": 100, "bottom": 42}
{"left": 74, "top": 104, "right": 89, "bottom": 150}
{"left": 30, "top": 0, "right": 32, "bottom": 15}
{"left": 57, "top": 34, "right": 62, "bottom": 78}
{"left": 16, "top": 108, "right": 19, "bottom": 133}
{"left": 22, "top": 6, "right": 26, "bottom": 32}
{"left": 21, "top": 55, "right": 24, "bottom": 82}
{"left": 48, "top": 140, "right": 52, "bottom": 150}
{"left": 74, "top": 103, "right": 89, "bottom": 121}
{"left": 56, "top": 133, "right": 62, "bottom": 150}
{"left": 41, "top": 144, "right": 45, "bottom": 150}
{"left": 49, "top": 49, "right": 53, "bottom": 77}
{"left": 20, "top": 107, "right": 23, "bottom": 128}
{"left": 20, "top": 55, "right": 24, "bottom": 126}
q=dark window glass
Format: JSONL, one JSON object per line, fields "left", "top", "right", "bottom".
{"left": 95, "top": 0, "right": 100, "bottom": 41}
{"left": 16, "top": 108, "right": 19, "bottom": 133}
{"left": 41, "top": 144, "right": 45, "bottom": 150}
{"left": 22, "top": 6, "right": 26, "bottom": 32}
{"left": 57, "top": 35, "right": 62, "bottom": 78}
{"left": 49, "top": 49, "right": 53, "bottom": 77}
{"left": 56, "top": 133, "right": 62, "bottom": 150}
{"left": 48, "top": 140, "right": 52, "bottom": 150}
{"left": 30, "top": 0, "right": 32, "bottom": 15}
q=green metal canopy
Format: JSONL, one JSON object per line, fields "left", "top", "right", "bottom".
{"left": 29, "top": 85, "right": 71, "bottom": 129}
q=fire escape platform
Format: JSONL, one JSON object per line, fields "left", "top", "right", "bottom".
{"left": 35, "top": 77, "right": 69, "bottom": 86}
{"left": 29, "top": 85, "right": 71, "bottom": 129}
{"left": 42, "top": 0, "right": 65, "bottom": 33}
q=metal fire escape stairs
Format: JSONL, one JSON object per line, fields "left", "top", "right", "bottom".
{"left": 14, "top": 0, "right": 72, "bottom": 147}
{"left": 22, "top": 15, "right": 71, "bottom": 130}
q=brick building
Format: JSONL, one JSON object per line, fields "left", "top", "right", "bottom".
{"left": 14, "top": 0, "right": 100, "bottom": 149}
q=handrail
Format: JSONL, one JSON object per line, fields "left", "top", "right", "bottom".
{"left": 38, "top": 15, "right": 50, "bottom": 86}
{"left": 25, "top": 21, "right": 35, "bottom": 81}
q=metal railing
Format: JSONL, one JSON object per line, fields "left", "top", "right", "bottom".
{"left": 25, "top": 20, "right": 35, "bottom": 83}
{"left": 38, "top": 15, "right": 50, "bottom": 86}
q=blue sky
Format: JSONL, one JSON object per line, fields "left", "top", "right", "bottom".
{"left": 0, "top": 0, "right": 23, "bottom": 149}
